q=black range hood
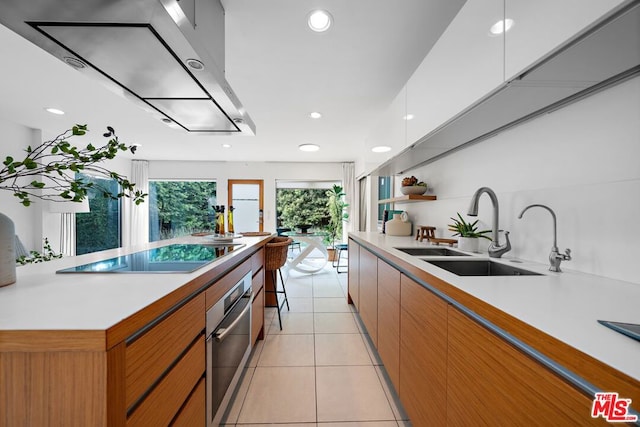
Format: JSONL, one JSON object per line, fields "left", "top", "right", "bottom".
{"left": 0, "top": 0, "right": 255, "bottom": 135}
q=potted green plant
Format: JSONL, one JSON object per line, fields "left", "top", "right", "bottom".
{"left": 325, "top": 184, "right": 348, "bottom": 260}
{"left": 448, "top": 212, "right": 491, "bottom": 253}
{"left": 0, "top": 124, "right": 146, "bottom": 287}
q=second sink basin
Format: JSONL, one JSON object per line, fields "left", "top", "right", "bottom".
{"left": 395, "top": 247, "right": 470, "bottom": 256}
{"left": 424, "top": 259, "right": 542, "bottom": 276}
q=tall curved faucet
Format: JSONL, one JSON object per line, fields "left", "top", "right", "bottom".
{"left": 518, "top": 204, "right": 572, "bottom": 272}
{"left": 467, "top": 187, "right": 511, "bottom": 258}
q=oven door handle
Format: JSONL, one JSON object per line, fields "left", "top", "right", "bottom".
{"left": 214, "top": 293, "right": 253, "bottom": 343}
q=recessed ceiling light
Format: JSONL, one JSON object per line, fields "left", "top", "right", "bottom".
{"left": 403, "top": 114, "right": 414, "bottom": 121}
{"left": 371, "top": 146, "right": 392, "bottom": 153}
{"left": 489, "top": 19, "right": 514, "bottom": 36}
{"left": 186, "top": 58, "right": 205, "bottom": 70}
{"left": 45, "top": 108, "right": 65, "bottom": 115}
{"left": 299, "top": 143, "right": 320, "bottom": 152}
{"left": 161, "top": 118, "right": 172, "bottom": 123}
{"left": 222, "top": 144, "right": 232, "bottom": 148}
{"left": 63, "top": 56, "right": 86, "bottom": 69}
{"left": 309, "top": 112, "right": 323, "bottom": 119}
{"left": 308, "top": 10, "right": 333, "bottom": 32}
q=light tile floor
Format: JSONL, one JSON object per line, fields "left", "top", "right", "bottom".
{"left": 220, "top": 262, "right": 410, "bottom": 426}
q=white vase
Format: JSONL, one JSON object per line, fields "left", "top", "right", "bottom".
{"left": 0, "top": 212, "right": 17, "bottom": 287}
{"left": 457, "top": 236, "right": 479, "bottom": 253}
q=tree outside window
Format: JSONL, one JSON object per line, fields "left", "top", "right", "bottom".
{"left": 149, "top": 181, "right": 217, "bottom": 242}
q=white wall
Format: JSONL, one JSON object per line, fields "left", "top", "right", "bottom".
{"left": 394, "top": 76, "right": 640, "bottom": 284}
{"left": 148, "top": 161, "right": 343, "bottom": 232}
{"left": 0, "top": 118, "right": 41, "bottom": 251}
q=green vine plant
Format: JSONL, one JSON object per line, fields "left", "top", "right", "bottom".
{"left": 0, "top": 124, "right": 146, "bottom": 207}
{"left": 16, "top": 238, "right": 63, "bottom": 265}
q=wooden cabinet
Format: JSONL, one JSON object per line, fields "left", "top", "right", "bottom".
{"left": 358, "top": 247, "right": 378, "bottom": 346}
{"left": 347, "top": 238, "right": 360, "bottom": 309}
{"left": 376, "top": 259, "right": 400, "bottom": 390}
{"left": 127, "top": 336, "right": 205, "bottom": 427}
{"left": 250, "top": 248, "right": 265, "bottom": 344}
{"left": 251, "top": 274, "right": 265, "bottom": 344}
{"left": 170, "top": 377, "right": 205, "bottom": 426}
{"left": 399, "top": 274, "right": 448, "bottom": 427}
{"left": 406, "top": 0, "right": 504, "bottom": 147}
{"left": 504, "top": 0, "right": 626, "bottom": 80}
{"left": 125, "top": 294, "right": 205, "bottom": 410}
{"left": 447, "top": 306, "right": 605, "bottom": 426}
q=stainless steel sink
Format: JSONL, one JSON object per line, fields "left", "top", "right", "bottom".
{"left": 394, "top": 247, "right": 470, "bottom": 256}
{"left": 424, "top": 259, "right": 542, "bottom": 276}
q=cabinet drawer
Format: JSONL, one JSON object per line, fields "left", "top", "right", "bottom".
{"left": 125, "top": 293, "right": 205, "bottom": 409}
{"left": 205, "top": 257, "right": 252, "bottom": 310}
{"left": 170, "top": 377, "right": 205, "bottom": 427}
{"left": 251, "top": 285, "right": 265, "bottom": 344}
{"left": 252, "top": 267, "right": 264, "bottom": 292}
{"left": 251, "top": 247, "right": 264, "bottom": 275}
{"left": 127, "top": 335, "right": 205, "bottom": 427}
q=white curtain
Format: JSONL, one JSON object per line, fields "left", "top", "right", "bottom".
{"left": 122, "top": 160, "right": 149, "bottom": 248}
{"left": 342, "top": 162, "right": 356, "bottom": 242}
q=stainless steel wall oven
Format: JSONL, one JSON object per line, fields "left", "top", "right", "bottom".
{"left": 206, "top": 271, "right": 252, "bottom": 426}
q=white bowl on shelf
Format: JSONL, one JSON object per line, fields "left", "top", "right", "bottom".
{"left": 400, "top": 185, "right": 427, "bottom": 195}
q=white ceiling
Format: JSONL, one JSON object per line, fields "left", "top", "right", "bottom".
{"left": 0, "top": 0, "right": 464, "bottom": 163}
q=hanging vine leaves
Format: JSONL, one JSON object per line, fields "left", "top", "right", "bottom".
{"left": 0, "top": 125, "right": 147, "bottom": 207}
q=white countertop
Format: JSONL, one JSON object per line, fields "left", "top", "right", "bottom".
{"left": 350, "top": 232, "right": 640, "bottom": 382}
{"left": 0, "top": 235, "right": 270, "bottom": 331}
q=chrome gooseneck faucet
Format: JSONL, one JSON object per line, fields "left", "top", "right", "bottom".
{"left": 467, "top": 187, "right": 511, "bottom": 258}
{"left": 518, "top": 204, "right": 572, "bottom": 272}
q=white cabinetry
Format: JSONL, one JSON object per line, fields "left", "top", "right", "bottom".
{"left": 364, "top": 86, "right": 407, "bottom": 165}
{"left": 406, "top": 0, "right": 504, "bottom": 147}
{"left": 504, "top": 0, "right": 627, "bottom": 81}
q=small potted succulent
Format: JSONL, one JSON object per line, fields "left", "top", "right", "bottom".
{"left": 448, "top": 213, "right": 491, "bottom": 253}
{"left": 400, "top": 175, "right": 428, "bottom": 195}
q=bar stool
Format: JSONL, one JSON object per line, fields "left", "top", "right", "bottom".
{"left": 265, "top": 236, "right": 292, "bottom": 330}
{"left": 332, "top": 243, "right": 348, "bottom": 273}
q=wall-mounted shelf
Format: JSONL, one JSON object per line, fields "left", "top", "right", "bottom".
{"left": 378, "top": 194, "right": 437, "bottom": 204}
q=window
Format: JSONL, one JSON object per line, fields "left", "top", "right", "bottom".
{"left": 75, "top": 174, "right": 121, "bottom": 255}
{"left": 275, "top": 180, "right": 339, "bottom": 233}
{"left": 149, "top": 181, "right": 217, "bottom": 242}
{"left": 377, "top": 176, "right": 392, "bottom": 222}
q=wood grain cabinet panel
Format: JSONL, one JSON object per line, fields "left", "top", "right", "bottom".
{"left": 127, "top": 335, "right": 205, "bottom": 427}
{"left": 447, "top": 306, "right": 607, "bottom": 426}
{"left": 399, "top": 275, "right": 448, "bottom": 427}
{"left": 376, "top": 259, "right": 400, "bottom": 390}
{"left": 251, "top": 247, "right": 264, "bottom": 275}
{"left": 170, "top": 377, "right": 205, "bottom": 427}
{"left": 347, "top": 239, "right": 360, "bottom": 309}
{"left": 251, "top": 285, "right": 265, "bottom": 344}
{"left": 125, "top": 293, "right": 205, "bottom": 409}
{"left": 205, "top": 258, "right": 251, "bottom": 310}
{"left": 358, "top": 247, "right": 378, "bottom": 346}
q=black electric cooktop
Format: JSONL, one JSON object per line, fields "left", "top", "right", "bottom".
{"left": 57, "top": 243, "right": 243, "bottom": 274}
{"left": 598, "top": 320, "right": 640, "bottom": 342}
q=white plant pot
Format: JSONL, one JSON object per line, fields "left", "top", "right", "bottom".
{"left": 457, "top": 236, "right": 479, "bottom": 253}
{"left": 0, "top": 212, "right": 17, "bottom": 287}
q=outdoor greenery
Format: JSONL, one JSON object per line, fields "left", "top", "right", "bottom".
{"left": 276, "top": 188, "right": 330, "bottom": 232}
{"left": 149, "top": 181, "right": 217, "bottom": 241}
{"left": 0, "top": 125, "right": 146, "bottom": 207}
{"left": 76, "top": 174, "right": 121, "bottom": 255}
{"left": 326, "top": 184, "right": 348, "bottom": 247}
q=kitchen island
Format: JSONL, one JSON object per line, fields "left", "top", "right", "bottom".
{"left": 349, "top": 232, "right": 640, "bottom": 426}
{"left": 0, "top": 234, "right": 272, "bottom": 427}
